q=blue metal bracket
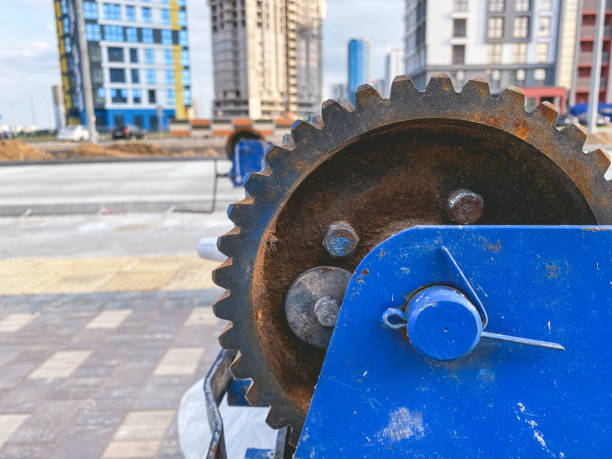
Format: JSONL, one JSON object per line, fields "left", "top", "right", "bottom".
{"left": 296, "top": 226, "right": 612, "bottom": 458}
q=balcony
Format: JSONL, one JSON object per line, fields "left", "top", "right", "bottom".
{"left": 576, "top": 76, "right": 608, "bottom": 88}
{"left": 580, "top": 25, "right": 612, "bottom": 38}
{"left": 578, "top": 51, "right": 611, "bottom": 63}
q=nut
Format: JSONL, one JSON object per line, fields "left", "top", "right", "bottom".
{"left": 313, "top": 296, "right": 340, "bottom": 327}
{"left": 447, "top": 189, "right": 484, "bottom": 224}
{"left": 322, "top": 221, "right": 359, "bottom": 257}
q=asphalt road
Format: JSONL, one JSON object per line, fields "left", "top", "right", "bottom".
{"left": 0, "top": 159, "right": 244, "bottom": 216}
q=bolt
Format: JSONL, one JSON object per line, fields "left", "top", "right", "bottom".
{"left": 446, "top": 189, "right": 484, "bottom": 224}
{"left": 322, "top": 221, "right": 359, "bottom": 257}
{"left": 313, "top": 296, "right": 340, "bottom": 327}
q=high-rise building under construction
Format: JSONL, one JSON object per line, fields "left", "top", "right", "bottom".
{"left": 209, "top": 0, "right": 325, "bottom": 119}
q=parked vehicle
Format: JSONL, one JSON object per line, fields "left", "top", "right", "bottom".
{"left": 57, "top": 125, "right": 90, "bottom": 142}
{"left": 111, "top": 125, "right": 146, "bottom": 140}
{"left": 556, "top": 113, "right": 579, "bottom": 127}
{"left": 577, "top": 113, "right": 610, "bottom": 126}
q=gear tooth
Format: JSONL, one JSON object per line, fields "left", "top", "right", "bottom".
{"left": 560, "top": 121, "right": 588, "bottom": 148}
{"left": 531, "top": 101, "right": 559, "bottom": 126}
{"left": 498, "top": 85, "right": 525, "bottom": 108}
{"left": 461, "top": 78, "right": 490, "bottom": 100}
{"left": 230, "top": 352, "right": 252, "bottom": 379}
{"left": 212, "top": 291, "right": 235, "bottom": 320}
{"left": 245, "top": 382, "right": 267, "bottom": 407}
{"left": 265, "top": 407, "right": 287, "bottom": 429}
{"left": 243, "top": 169, "right": 272, "bottom": 199}
{"left": 321, "top": 98, "right": 353, "bottom": 126}
{"left": 354, "top": 84, "right": 384, "bottom": 108}
{"left": 306, "top": 113, "right": 324, "bottom": 129}
{"left": 281, "top": 133, "right": 296, "bottom": 149}
{"left": 217, "top": 227, "right": 241, "bottom": 256}
{"left": 588, "top": 147, "right": 612, "bottom": 175}
{"left": 291, "top": 119, "right": 320, "bottom": 145}
{"left": 390, "top": 75, "right": 418, "bottom": 98}
{"left": 227, "top": 196, "right": 254, "bottom": 224}
{"left": 265, "top": 145, "right": 293, "bottom": 170}
{"left": 218, "top": 323, "right": 240, "bottom": 349}
{"left": 212, "top": 258, "right": 234, "bottom": 289}
{"left": 425, "top": 73, "right": 456, "bottom": 94}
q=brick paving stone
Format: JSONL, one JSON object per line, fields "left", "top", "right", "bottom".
{"left": 0, "top": 379, "right": 58, "bottom": 413}
{"left": 132, "top": 375, "right": 194, "bottom": 410}
{"left": 5, "top": 399, "right": 83, "bottom": 443}
{"left": 49, "top": 425, "right": 116, "bottom": 459}
{"left": 0, "top": 441, "right": 51, "bottom": 459}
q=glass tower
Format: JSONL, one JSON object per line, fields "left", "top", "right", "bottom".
{"left": 348, "top": 38, "right": 371, "bottom": 105}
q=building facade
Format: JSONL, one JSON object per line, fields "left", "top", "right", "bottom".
{"left": 383, "top": 48, "right": 405, "bottom": 96}
{"left": 330, "top": 83, "right": 347, "bottom": 101}
{"left": 53, "top": 0, "right": 191, "bottom": 130}
{"left": 52, "top": 85, "right": 66, "bottom": 131}
{"left": 348, "top": 38, "right": 371, "bottom": 105}
{"left": 567, "top": 0, "right": 612, "bottom": 105}
{"left": 405, "top": 0, "right": 564, "bottom": 109}
{"left": 209, "top": 0, "right": 325, "bottom": 120}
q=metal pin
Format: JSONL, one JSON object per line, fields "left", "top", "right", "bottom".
{"left": 481, "top": 331, "right": 565, "bottom": 351}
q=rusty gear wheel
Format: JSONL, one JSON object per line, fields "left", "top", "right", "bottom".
{"left": 213, "top": 74, "right": 612, "bottom": 444}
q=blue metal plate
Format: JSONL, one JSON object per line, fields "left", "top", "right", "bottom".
{"left": 296, "top": 226, "right": 612, "bottom": 458}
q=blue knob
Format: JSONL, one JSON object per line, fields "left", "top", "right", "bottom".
{"left": 407, "top": 286, "right": 482, "bottom": 361}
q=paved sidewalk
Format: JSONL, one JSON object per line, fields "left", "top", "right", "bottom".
{"left": 0, "top": 288, "right": 226, "bottom": 458}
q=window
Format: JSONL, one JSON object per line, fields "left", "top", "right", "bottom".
{"left": 92, "top": 68, "right": 104, "bottom": 84}
{"left": 180, "top": 49, "right": 189, "bottom": 66}
{"left": 178, "top": 0, "right": 186, "bottom": 5}
{"left": 160, "top": 0, "right": 169, "bottom": 4}
{"left": 146, "top": 68, "right": 156, "bottom": 84}
{"left": 513, "top": 43, "right": 527, "bottom": 63}
{"left": 61, "top": 0, "right": 67, "bottom": 14}
{"left": 181, "top": 69, "right": 190, "bottom": 85}
{"left": 109, "top": 68, "right": 126, "bottom": 83}
{"left": 104, "top": 25, "right": 124, "bottom": 42}
{"left": 537, "top": 43, "right": 548, "bottom": 63}
{"left": 83, "top": 1, "right": 98, "bottom": 19}
{"left": 108, "top": 47, "right": 124, "bottom": 62}
{"left": 134, "top": 115, "right": 144, "bottom": 127}
{"left": 516, "top": 69, "right": 526, "bottom": 81}
{"left": 166, "top": 89, "right": 176, "bottom": 105}
{"left": 126, "top": 27, "right": 138, "bottom": 42}
{"left": 85, "top": 23, "right": 101, "bottom": 41}
{"left": 454, "top": 0, "right": 468, "bottom": 12}
{"left": 487, "top": 43, "right": 502, "bottom": 64}
{"left": 111, "top": 88, "right": 128, "bottom": 103}
{"left": 148, "top": 89, "right": 156, "bottom": 104}
{"left": 142, "top": 28, "right": 153, "bottom": 44}
{"left": 513, "top": 17, "right": 529, "bottom": 38}
{"left": 539, "top": 16, "right": 551, "bottom": 37}
{"left": 179, "top": 30, "right": 188, "bottom": 46}
{"left": 63, "top": 17, "right": 69, "bottom": 34}
{"left": 142, "top": 7, "right": 152, "bottom": 23}
{"left": 103, "top": 3, "right": 122, "bottom": 21}
{"left": 125, "top": 5, "right": 136, "bottom": 22}
{"left": 161, "top": 9, "right": 171, "bottom": 25}
{"left": 165, "top": 69, "right": 174, "bottom": 84}
{"left": 540, "top": 0, "right": 552, "bottom": 10}
{"left": 487, "top": 17, "right": 504, "bottom": 39}
{"left": 131, "top": 69, "right": 140, "bottom": 83}
{"left": 534, "top": 68, "right": 546, "bottom": 81}
{"left": 488, "top": 0, "right": 504, "bottom": 12}
{"left": 144, "top": 48, "right": 155, "bottom": 64}
{"left": 452, "top": 45, "right": 465, "bottom": 64}
{"left": 65, "top": 37, "right": 71, "bottom": 52}
{"left": 97, "top": 87, "right": 106, "bottom": 100}
{"left": 183, "top": 88, "right": 191, "bottom": 105}
{"left": 164, "top": 49, "right": 173, "bottom": 65}
{"left": 453, "top": 19, "right": 466, "bottom": 38}
{"left": 129, "top": 48, "right": 138, "bottom": 63}
{"left": 515, "top": 0, "right": 530, "bottom": 12}
{"left": 132, "top": 89, "right": 142, "bottom": 104}
{"left": 178, "top": 10, "right": 187, "bottom": 26}
{"left": 161, "top": 29, "right": 173, "bottom": 45}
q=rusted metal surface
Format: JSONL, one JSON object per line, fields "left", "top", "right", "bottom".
{"left": 212, "top": 74, "right": 612, "bottom": 445}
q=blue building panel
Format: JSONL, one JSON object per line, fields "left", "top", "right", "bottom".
{"left": 348, "top": 38, "right": 370, "bottom": 105}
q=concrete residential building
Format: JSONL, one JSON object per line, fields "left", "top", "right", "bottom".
{"left": 348, "top": 38, "right": 371, "bottom": 105}
{"left": 53, "top": 0, "right": 192, "bottom": 130}
{"left": 330, "top": 83, "right": 347, "bottom": 101}
{"left": 384, "top": 48, "right": 404, "bottom": 96}
{"left": 209, "top": 0, "right": 325, "bottom": 120}
{"left": 568, "top": 0, "right": 612, "bottom": 105}
{"left": 404, "top": 0, "right": 565, "bottom": 110}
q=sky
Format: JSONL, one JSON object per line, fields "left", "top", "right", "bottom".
{"left": 0, "top": 0, "right": 404, "bottom": 129}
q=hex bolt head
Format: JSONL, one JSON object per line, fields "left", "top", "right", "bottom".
{"left": 446, "top": 189, "right": 484, "bottom": 224}
{"left": 322, "top": 221, "right": 359, "bottom": 257}
{"left": 313, "top": 296, "right": 340, "bottom": 327}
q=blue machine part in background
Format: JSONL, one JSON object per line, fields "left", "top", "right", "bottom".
{"left": 296, "top": 226, "right": 612, "bottom": 458}
{"left": 229, "top": 139, "right": 269, "bottom": 187}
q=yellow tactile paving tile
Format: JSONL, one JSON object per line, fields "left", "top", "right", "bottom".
{"left": 0, "top": 255, "right": 220, "bottom": 295}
